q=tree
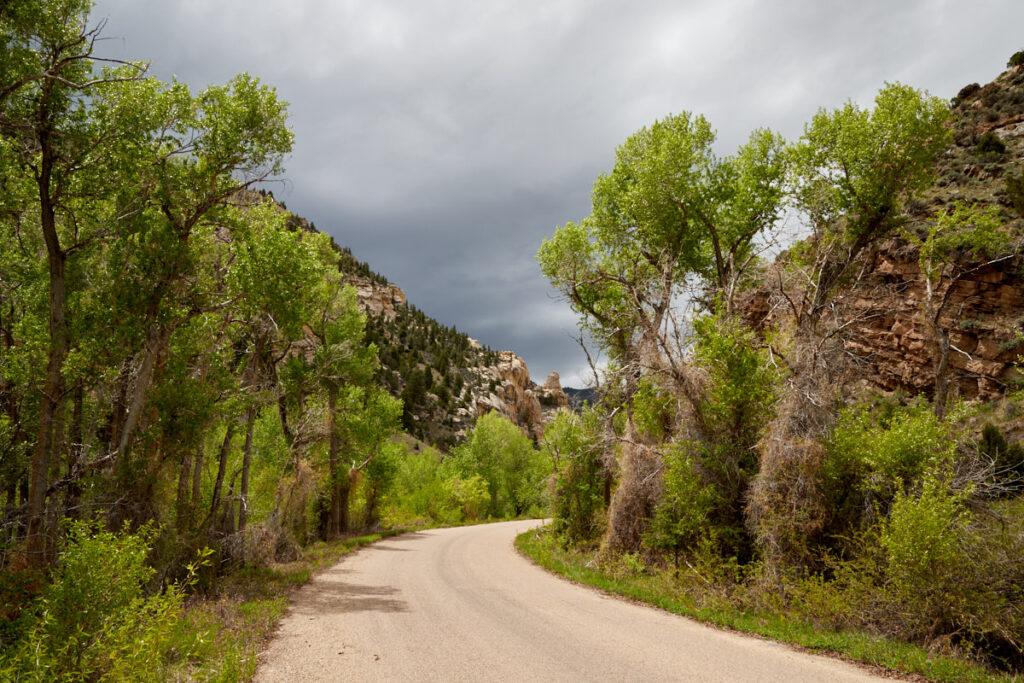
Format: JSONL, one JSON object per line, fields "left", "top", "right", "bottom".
{"left": 786, "top": 82, "right": 951, "bottom": 333}
{"left": 542, "top": 409, "right": 604, "bottom": 544}
{"left": 748, "top": 83, "right": 951, "bottom": 573}
{"left": 448, "top": 412, "right": 549, "bottom": 518}
{"left": 1, "top": 0, "right": 147, "bottom": 563}
{"left": 1, "top": 1, "right": 293, "bottom": 562}
{"left": 538, "top": 112, "right": 787, "bottom": 552}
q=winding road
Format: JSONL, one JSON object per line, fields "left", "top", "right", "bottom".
{"left": 255, "top": 520, "right": 882, "bottom": 682}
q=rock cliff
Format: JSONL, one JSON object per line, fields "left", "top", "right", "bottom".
{"left": 744, "top": 61, "right": 1024, "bottom": 400}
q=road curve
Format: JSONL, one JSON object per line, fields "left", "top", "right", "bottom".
{"left": 255, "top": 520, "right": 882, "bottom": 682}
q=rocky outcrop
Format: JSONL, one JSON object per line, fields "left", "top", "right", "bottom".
{"left": 836, "top": 241, "right": 1022, "bottom": 399}
{"left": 349, "top": 276, "right": 406, "bottom": 321}
{"left": 537, "top": 371, "right": 570, "bottom": 422}
{"left": 470, "top": 351, "right": 547, "bottom": 441}
{"left": 743, "top": 62, "right": 1024, "bottom": 401}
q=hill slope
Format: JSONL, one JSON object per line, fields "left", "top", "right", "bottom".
{"left": 276, "top": 204, "right": 568, "bottom": 448}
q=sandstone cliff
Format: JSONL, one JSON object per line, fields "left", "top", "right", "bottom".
{"left": 743, "top": 62, "right": 1024, "bottom": 400}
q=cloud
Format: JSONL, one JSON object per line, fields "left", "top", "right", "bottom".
{"left": 91, "top": 0, "right": 1024, "bottom": 389}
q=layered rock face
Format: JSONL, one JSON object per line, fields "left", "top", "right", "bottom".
{"left": 832, "top": 241, "right": 1022, "bottom": 399}
{"left": 350, "top": 276, "right": 406, "bottom": 321}
{"left": 744, "top": 62, "right": 1024, "bottom": 400}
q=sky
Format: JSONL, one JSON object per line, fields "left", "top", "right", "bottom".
{"left": 89, "top": 0, "right": 1024, "bottom": 387}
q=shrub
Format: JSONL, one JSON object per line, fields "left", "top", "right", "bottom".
{"left": 443, "top": 475, "right": 491, "bottom": 520}
{"left": 1006, "top": 171, "right": 1024, "bottom": 218}
{"left": 1008, "top": 50, "right": 1024, "bottom": 68}
{"left": 977, "top": 131, "right": 1006, "bottom": 154}
{"left": 0, "top": 521, "right": 202, "bottom": 681}
{"left": 829, "top": 402, "right": 955, "bottom": 503}
{"left": 646, "top": 442, "right": 718, "bottom": 567}
{"left": 978, "top": 423, "right": 1024, "bottom": 490}
{"left": 880, "top": 473, "right": 968, "bottom": 613}
{"left": 543, "top": 410, "right": 605, "bottom": 544}
{"left": 952, "top": 82, "right": 981, "bottom": 107}
{"left": 447, "top": 412, "right": 551, "bottom": 518}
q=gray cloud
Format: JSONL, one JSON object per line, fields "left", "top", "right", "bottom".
{"left": 92, "top": 0, "right": 1024, "bottom": 386}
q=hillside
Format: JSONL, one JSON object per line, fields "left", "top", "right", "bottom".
{"left": 275, "top": 203, "right": 569, "bottom": 448}
{"left": 743, "top": 61, "right": 1024, "bottom": 406}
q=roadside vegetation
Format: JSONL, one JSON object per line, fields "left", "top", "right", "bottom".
{"left": 534, "top": 54, "right": 1024, "bottom": 680}
{"left": 0, "top": 3, "right": 552, "bottom": 680}
{"left": 4, "top": 2, "right": 1024, "bottom": 681}
{"left": 516, "top": 528, "right": 1015, "bottom": 683}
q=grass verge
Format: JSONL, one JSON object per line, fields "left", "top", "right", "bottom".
{"left": 168, "top": 529, "right": 408, "bottom": 681}
{"left": 516, "top": 526, "right": 1018, "bottom": 683}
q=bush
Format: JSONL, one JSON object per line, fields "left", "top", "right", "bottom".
{"left": 1008, "top": 50, "right": 1024, "bottom": 68}
{"left": 977, "top": 131, "right": 1006, "bottom": 154}
{"left": 1005, "top": 171, "right": 1024, "bottom": 218}
{"left": 880, "top": 473, "right": 968, "bottom": 617}
{"left": 447, "top": 412, "right": 551, "bottom": 518}
{"left": 791, "top": 464, "right": 1024, "bottom": 671}
{"left": 646, "top": 442, "right": 718, "bottom": 567}
{"left": 978, "top": 423, "right": 1024, "bottom": 491}
{"left": 828, "top": 402, "right": 955, "bottom": 503}
{"left": 0, "top": 521, "right": 202, "bottom": 681}
{"left": 443, "top": 475, "right": 491, "bottom": 520}
{"left": 544, "top": 410, "right": 605, "bottom": 544}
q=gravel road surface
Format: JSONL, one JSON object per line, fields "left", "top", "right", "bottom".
{"left": 255, "top": 519, "right": 882, "bottom": 682}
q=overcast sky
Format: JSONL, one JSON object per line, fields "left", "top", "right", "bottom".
{"left": 90, "top": 0, "right": 1023, "bottom": 387}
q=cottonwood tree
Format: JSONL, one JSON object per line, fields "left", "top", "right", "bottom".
{"left": 747, "top": 83, "right": 951, "bottom": 572}
{"left": 1, "top": 0, "right": 148, "bottom": 563}
{"left": 538, "top": 113, "right": 787, "bottom": 552}
{"left": 1, "top": 0, "right": 293, "bottom": 562}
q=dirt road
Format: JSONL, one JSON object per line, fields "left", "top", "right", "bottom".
{"left": 255, "top": 520, "right": 882, "bottom": 682}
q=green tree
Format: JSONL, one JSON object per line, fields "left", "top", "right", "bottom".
{"left": 538, "top": 113, "right": 787, "bottom": 552}
{"left": 448, "top": 412, "right": 550, "bottom": 518}
{"left": 542, "top": 409, "right": 604, "bottom": 544}
{"left": 749, "top": 83, "right": 951, "bottom": 573}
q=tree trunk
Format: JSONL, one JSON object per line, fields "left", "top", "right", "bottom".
{"left": 339, "top": 470, "right": 356, "bottom": 534}
{"left": 176, "top": 448, "right": 193, "bottom": 533}
{"left": 192, "top": 444, "right": 203, "bottom": 514}
{"left": 65, "top": 385, "right": 84, "bottom": 520}
{"left": 326, "top": 385, "right": 341, "bottom": 539}
{"left": 26, "top": 114, "right": 68, "bottom": 567}
{"left": 209, "top": 425, "right": 235, "bottom": 523}
{"left": 238, "top": 405, "right": 256, "bottom": 532}
{"left": 930, "top": 319, "right": 952, "bottom": 420}
{"left": 116, "top": 323, "right": 172, "bottom": 470}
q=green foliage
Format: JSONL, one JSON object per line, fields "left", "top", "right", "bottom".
{"left": 880, "top": 473, "right": 968, "bottom": 602}
{"left": 646, "top": 443, "right": 718, "bottom": 565}
{"left": 538, "top": 113, "right": 787, "bottom": 362}
{"left": 979, "top": 423, "right": 1024, "bottom": 489}
{"left": 380, "top": 445, "right": 458, "bottom": 526}
{"left": 543, "top": 409, "right": 605, "bottom": 544}
{"left": 1008, "top": 50, "right": 1024, "bottom": 68}
{"left": 0, "top": 521, "right": 202, "bottom": 681}
{"left": 791, "top": 82, "right": 950, "bottom": 240}
{"left": 1005, "top": 171, "right": 1024, "bottom": 219}
{"left": 828, "top": 402, "right": 955, "bottom": 502}
{"left": 443, "top": 474, "right": 491, "bottom": 520}
{"left": 655, "top": 311, "right": 776, "bottom": 560}
{"left": 448, "top": 412, "right": 551, "bottom": 518}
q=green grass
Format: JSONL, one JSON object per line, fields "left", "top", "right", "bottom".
{"left": 165, "top": 529, "right": 408, "bottom": 681}
{"left": 516, "top": 526, "right": 1019, "bottom": 683}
